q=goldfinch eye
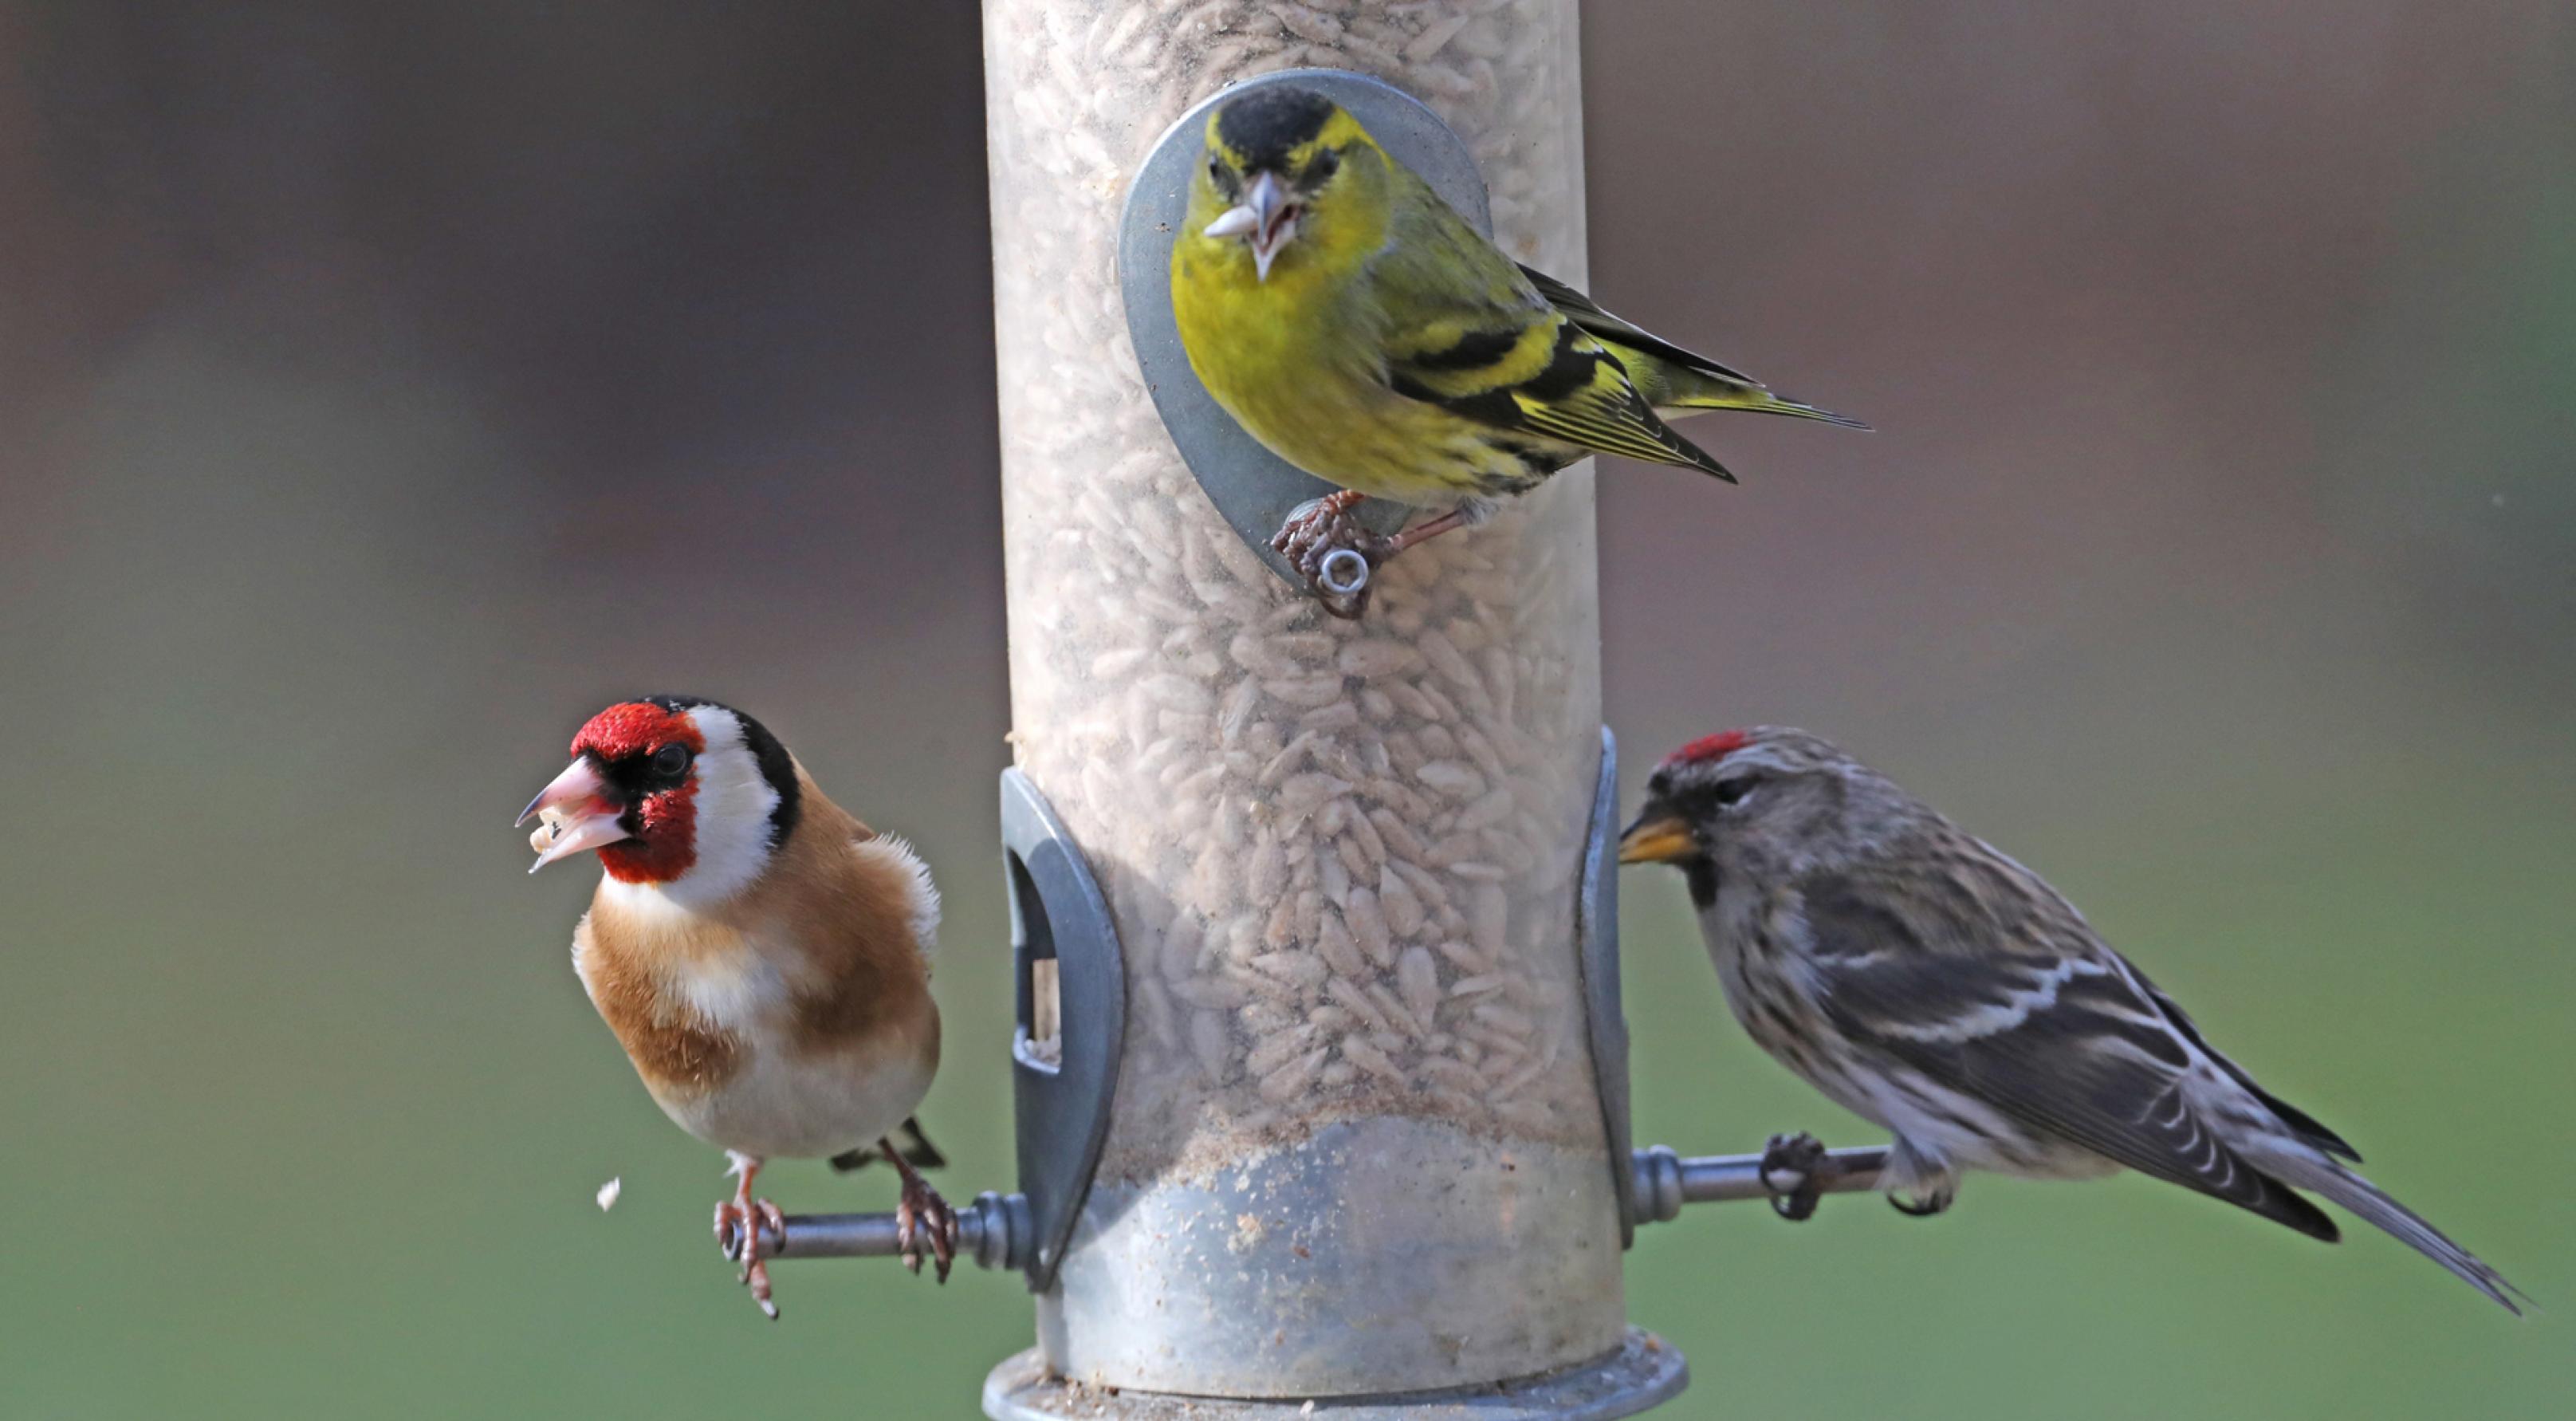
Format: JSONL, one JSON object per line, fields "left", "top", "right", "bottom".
{"left": 1302, "top": 148, "right": 1339, "bottom": 185}
{"left": 1206, "top": 155, "right": 1228, "bottom": 187}
{"left": 651, "top": 745, "right": 692, "bottom": 779}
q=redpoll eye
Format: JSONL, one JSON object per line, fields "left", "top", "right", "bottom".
{"left": 1713, "top": 779, "right": 1752, "bottom": 808}
{"left": 651, "top": 744, "right": 692, "bottom": 779}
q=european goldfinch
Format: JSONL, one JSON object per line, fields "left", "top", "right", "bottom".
{"left": 521, "top": 696, "right": 958, "bottom": 1317}
{"left": 1170, "top": 87, "right": 1862, "bottom": 601}
{"left": 1619, "top": 728, "right": 2523, "bottom": 1313}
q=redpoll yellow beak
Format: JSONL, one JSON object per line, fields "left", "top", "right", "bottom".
{"left": 1616, "top": 810, "right": 1694, "bottom": 866}
{"left": 519, "top": 757, "right": 630, "bottom": 874}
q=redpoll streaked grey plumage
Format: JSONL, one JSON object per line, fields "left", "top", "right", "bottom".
{"left": 1619, "top": 726, "right": 2523, "bottom": 1313}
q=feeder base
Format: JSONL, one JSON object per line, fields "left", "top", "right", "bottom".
{"left": 982, "top": 1327, "right": 1686, "bottom": 1420}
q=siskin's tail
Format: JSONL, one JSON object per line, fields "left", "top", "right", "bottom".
{"left": 2256, "top": 1149, "right": 2526, "bottom": 1314}
{"left": 1658, "top": 369, "right": 1871, "bottom": 430}
{"left": 1520, "top": 262, "right": 1870, "bottom": 431}
{"left": 1735, "top": 389, "right": 1873, "bottom": 430}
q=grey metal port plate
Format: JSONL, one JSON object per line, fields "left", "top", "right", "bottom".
{"left": 1573, "top": 726, "right": 1640, "bottom": 1247}
{"left": 1001, "top": 768, "right": 1127, "bottom": 1293}
{"left": 1118, "top": 68, "right": 1495, "bottom": 586}
{"left": 984, "top": 1328, "right": 1687, "bottom": 1421}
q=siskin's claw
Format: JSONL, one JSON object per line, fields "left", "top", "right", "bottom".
{"left": 1269, "top": 492, "right": 1391, "bottom": 618}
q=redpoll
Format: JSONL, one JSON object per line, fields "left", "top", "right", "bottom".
{"left": 1619, "top": 726, "right": 2521, "bottom": 1313}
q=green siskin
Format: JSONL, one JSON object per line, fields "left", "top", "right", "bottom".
{"left": 1170, "top": 85, "right": 1862, "bottom": 600}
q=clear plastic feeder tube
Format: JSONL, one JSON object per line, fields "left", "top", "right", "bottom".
{"left": 984, "top": 1, "right": 1613, "bottom": 1399}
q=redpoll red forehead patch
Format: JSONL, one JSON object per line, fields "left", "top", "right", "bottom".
{"left": 574, "top": 700, "right": 706, "bottom": 761}
{"left": 1666, "top": 730, "right": 1751, "bottom": 768}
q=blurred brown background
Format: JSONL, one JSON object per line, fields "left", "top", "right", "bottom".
{"left": 2, "top": 2, "right": 2569, "bottom": 1417}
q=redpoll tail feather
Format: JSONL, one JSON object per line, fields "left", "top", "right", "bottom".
{"left": 2258, "top": 1151, "right": 2527, "bottom": 1314}
{"left": 2136, "top": 973, "right": 2362, "bottom": 1162}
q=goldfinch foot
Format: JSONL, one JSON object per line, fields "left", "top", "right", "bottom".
{"left": 1759, "top": 1132, "right": 1829, "bottom": 1222}
{"left": 713, "top": 1153, "right": 786, "bottom": 1319}
{"left": 887, "top": 1147, "right": 961, "bottom": 1282}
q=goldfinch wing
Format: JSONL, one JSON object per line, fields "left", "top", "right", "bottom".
{"left": 1367, "top": 175, "right": 1733, "bottom": 478}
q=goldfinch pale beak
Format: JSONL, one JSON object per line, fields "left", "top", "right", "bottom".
{"left": 1617, "top": 808, "right": 1696, "bottom": 865}
{"left": 1205, "top": 170, "right": 1296, "bottom": 281}
{"left": 520, "top": 757, "right": 630, "bottom": 873}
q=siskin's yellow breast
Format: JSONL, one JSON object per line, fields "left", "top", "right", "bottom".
{"left": 1170, "top": 236, "right": 1540, "bottom": 507}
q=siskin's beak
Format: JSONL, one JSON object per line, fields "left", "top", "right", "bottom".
{"left": 1616, "top": 805, "right": 1696, "bottom": 866}
{"left": 518, "top": 757, "right": 630, "bottom": 874}
{"left": 1204, "top": 170, "right": 1296, "bottom": 281}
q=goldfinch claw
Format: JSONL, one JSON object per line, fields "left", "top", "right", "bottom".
{"left": 712, "top": 1195, "right": 786, "bottom": 1319}
{"left": 891, "top": 1163, "right": 962, "bottom": 1284}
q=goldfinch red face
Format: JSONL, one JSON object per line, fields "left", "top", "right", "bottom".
{"left": 520, "top": 696, "right": 803, "bottom": 904}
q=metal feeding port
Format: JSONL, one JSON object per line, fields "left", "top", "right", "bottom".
{"left": 999, "top": 766, "right": 1128, "bottom": 1291}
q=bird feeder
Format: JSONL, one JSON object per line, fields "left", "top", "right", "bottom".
{"left": 759, "top": 6, "right": 1890, "bottom": 1415}
{"left": 987, "top": 0, "right": 1636, "bottom": 1400}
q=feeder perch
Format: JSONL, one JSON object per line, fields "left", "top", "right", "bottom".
{"left": 761, "top": 746, "right": 1883, "bottom": 1399}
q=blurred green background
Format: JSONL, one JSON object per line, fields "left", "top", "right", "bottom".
{"left": 3, "top": 2, "right": 2569, "bottom": 1417}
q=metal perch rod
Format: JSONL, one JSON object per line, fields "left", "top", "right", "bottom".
{"left": 759, "top": 1190, "right": 1030, "bottom": 1269}
{"left": 1628, "top": 1143, "right": 1888, "bottom": 1222}
{"left": 761, "top": 1146, "right": 1890, "bottom": 1264}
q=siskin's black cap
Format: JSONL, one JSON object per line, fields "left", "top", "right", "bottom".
{"left": 1216, "top": 87, "right": 1335, "bottom": 171}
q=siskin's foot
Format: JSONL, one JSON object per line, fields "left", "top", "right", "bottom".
{"left": 1888, "top": 1186, "right": 1953, "bottom": 1218}
{"left": 1270, "top": 491, "right": 1387, "bottom": 620}
{"left": 1759, "top": 1132, "right": 1830, "bottom": 1222}
{"left": 886, "top": 1145, "right": 962, "bottom": 1283}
